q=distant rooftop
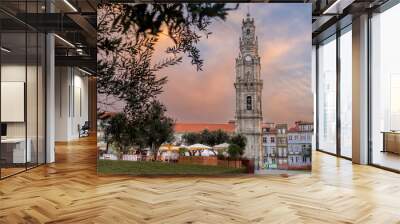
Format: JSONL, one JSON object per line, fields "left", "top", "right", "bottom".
{"left": 174, "top": 123, "right": 235, "bottom": 133}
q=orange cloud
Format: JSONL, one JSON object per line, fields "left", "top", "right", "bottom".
{"left": 152, "top": 4, "right": 312, "bottom": 125}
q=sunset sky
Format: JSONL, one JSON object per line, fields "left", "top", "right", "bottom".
{"left": 154, "top": 3, "right": 312, "bottom": 125}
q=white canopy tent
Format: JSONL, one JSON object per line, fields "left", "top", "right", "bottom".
{"left": 159, "top": 144, "right": 180, "bottom": 151}
{"left": 188, "top": 143, "right": 212, "bottom": 150}
{"left": 213, "top": 143, "right": 230, "bottom": 150}
{"left": 213, "top": 142, "right": 230, "bottom": 157}
{"left": 187, "top": 143, "right": 215, "bottom": 156}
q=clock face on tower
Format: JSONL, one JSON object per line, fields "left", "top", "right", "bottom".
{"left": 234, "top": 13, "right": 263, "bottom": 160}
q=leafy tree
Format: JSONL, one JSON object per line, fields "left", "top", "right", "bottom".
{"left": 99, "top": 3, "right": 238, "bottom": 70}
{"left": 199, "top": 129, "right": 212, "bottom": 145}
{"left": 198, "top": 129, "right": 230, "bottom": 146}
{"left": 229, "top": 134, "right": 247, "bottom": 151}
{"left": 99, "top": 118, "right": 111, "bottom": 154}
{"left": 181, "top": 132, "right": 200, "bottom": 156}
{"left": 227, "top": 144, "right": 243, "bottom": 159}
{"left": 103, "top": 113, "right": 133, "bottom": 158}
{"left": 141, "top": 101, "right": 175, "bottom": 160}
{"left": 182, "top": 132, "right": 201, "bottom": 145}
{"left": 212, "top": 129, "right": 230, "bottom": 145}
{"left": 102, "top": 103, "right": 175, "bottom": 160}
{"left": 199, "top": 129, "right": 230, "bottom": 155}
{"left": 97, "top": 3, "right": 238, "bottom": 121}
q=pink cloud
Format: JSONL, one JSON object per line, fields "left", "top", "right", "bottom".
{"left": 150, "top": 4, "right": 312, "bottom": 125}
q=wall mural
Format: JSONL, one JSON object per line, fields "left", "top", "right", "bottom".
{"left": 97, "top": 3, "right": 313, "bottom": 175}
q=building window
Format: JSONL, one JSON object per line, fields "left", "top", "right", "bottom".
{"left": 340, "top": 26, "right": 353, "bottom": 158}
{"left": 263, "top": 137, "right": 267, "bottom": 143}
{"left": 246, "top": 96, "right": 252, "bottom": 110}
{"left": 270, "top": 137, "right": 275, "bottom": 143}
{"left": 317, "top": 35, "right": 337, "bottom": 154}
{"left": 1, "top": 6, "right": 46, "bottom": 179}
{"left": 247, "top": 29, "right": 250, "bottom": 35}
{"left": 371, "top": 5, "right": 400, "bottom": 171}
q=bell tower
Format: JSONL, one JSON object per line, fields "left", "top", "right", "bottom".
{"left": 234, "top": 13, "right": 263, "bottom": 163}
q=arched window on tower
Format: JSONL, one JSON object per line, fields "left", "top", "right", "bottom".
{"left": 246, "top": 29, "right": 250, "bottom": 35}
{"left": 246, "top": 96, "right": 252, "bottom": 110}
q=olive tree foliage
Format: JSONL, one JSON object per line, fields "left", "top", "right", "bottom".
{"left": 140, "top": 101, "right": 175, "bottom": 160}
{"left": 102, "top": 113, "right": 135, "bottom": 158}
{"left": 97, "top": 3, "right": 238, "bottom": 121}
{"left": 101, "top": 102, "right": 174, "bottom": 159}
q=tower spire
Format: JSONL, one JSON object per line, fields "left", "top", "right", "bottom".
{"left": 235, "top": 13, "right": 263, "bottom": 163}
{"left": 247, "top": 5, "right": 250, "bottom": 17}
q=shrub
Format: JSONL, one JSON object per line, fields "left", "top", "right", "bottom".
{"left": 229, "top": 134, "right": 246, "bottom": 150}
{"left": 227, "top": 144, "right": 243, "bottom": 159}
{"left": 217, "top": 152, "right": 225, "bottom": 160}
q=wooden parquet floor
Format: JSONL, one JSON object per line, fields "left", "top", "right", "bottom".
{"left": 1, "top": 136, "right": 400, "bottom": 224}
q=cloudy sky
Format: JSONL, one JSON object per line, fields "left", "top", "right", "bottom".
{"left": 156, "top": 4, "right": 312, "bottom": 125}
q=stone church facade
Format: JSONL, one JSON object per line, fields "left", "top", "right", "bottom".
{"left": 234, "top": 13, "right": 263, "bottom": 164}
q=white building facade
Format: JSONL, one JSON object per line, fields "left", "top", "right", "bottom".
{"left": 287, "top": 121, "right": 313, "bottom": 169}
{"left": 263, "top": 121, "right": 313, "bottom": 170}
{"left": 262, "top": 124, "right": 277, "bottom": 169}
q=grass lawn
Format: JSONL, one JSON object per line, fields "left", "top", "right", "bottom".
{"left": 98, "top": 160, "right": 247, "bottom": 175}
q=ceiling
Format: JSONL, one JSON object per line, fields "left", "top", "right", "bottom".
{"left": 0, "top": 0, "right": 97, "bottom": 73}
{"left": 0, "top": 0, "right": 395, "bottom": 72}
{"left": 310, "top": 0, "right": 390, "bottom": 43}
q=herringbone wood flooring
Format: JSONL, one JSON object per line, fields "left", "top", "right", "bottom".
{"left": 1, "top": 136, "right": 400, "bottom": 224}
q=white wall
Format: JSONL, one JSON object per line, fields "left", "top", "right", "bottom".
{"left": 46, "top": 32, "right": 55, "bottom": 163}
{"left": 352, "top": 14, "right": 369, "bottom": 164}
{"left": 1, "top": 65, "right": 26, "bottom": 139}
{"left": 55, "top": 67, "right": 89, "bottom": 141}
{"left": 1, "top": 63, "right": 46, "bottom": 164}
{"left": 1, "top": 65, "right": 38, "bottom": 138}
{"left": 55, "top": 66, "right": 70, "bottom": 141}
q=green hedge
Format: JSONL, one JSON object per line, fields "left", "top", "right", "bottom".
{"left": 98, "top": 160, "right": 246, "bottom": 175}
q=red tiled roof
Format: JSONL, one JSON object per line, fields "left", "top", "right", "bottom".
{"left": 174, "top": 123, "right": 235, "bottom": 133}
{"left": 295, "top": 121, "right": 313, "bottom": 125}
{"left": 288, "top": 126, "right": 300, "bottom": 132}
{"left": 264, "top": 129, "right": 277, "bottom": 134}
